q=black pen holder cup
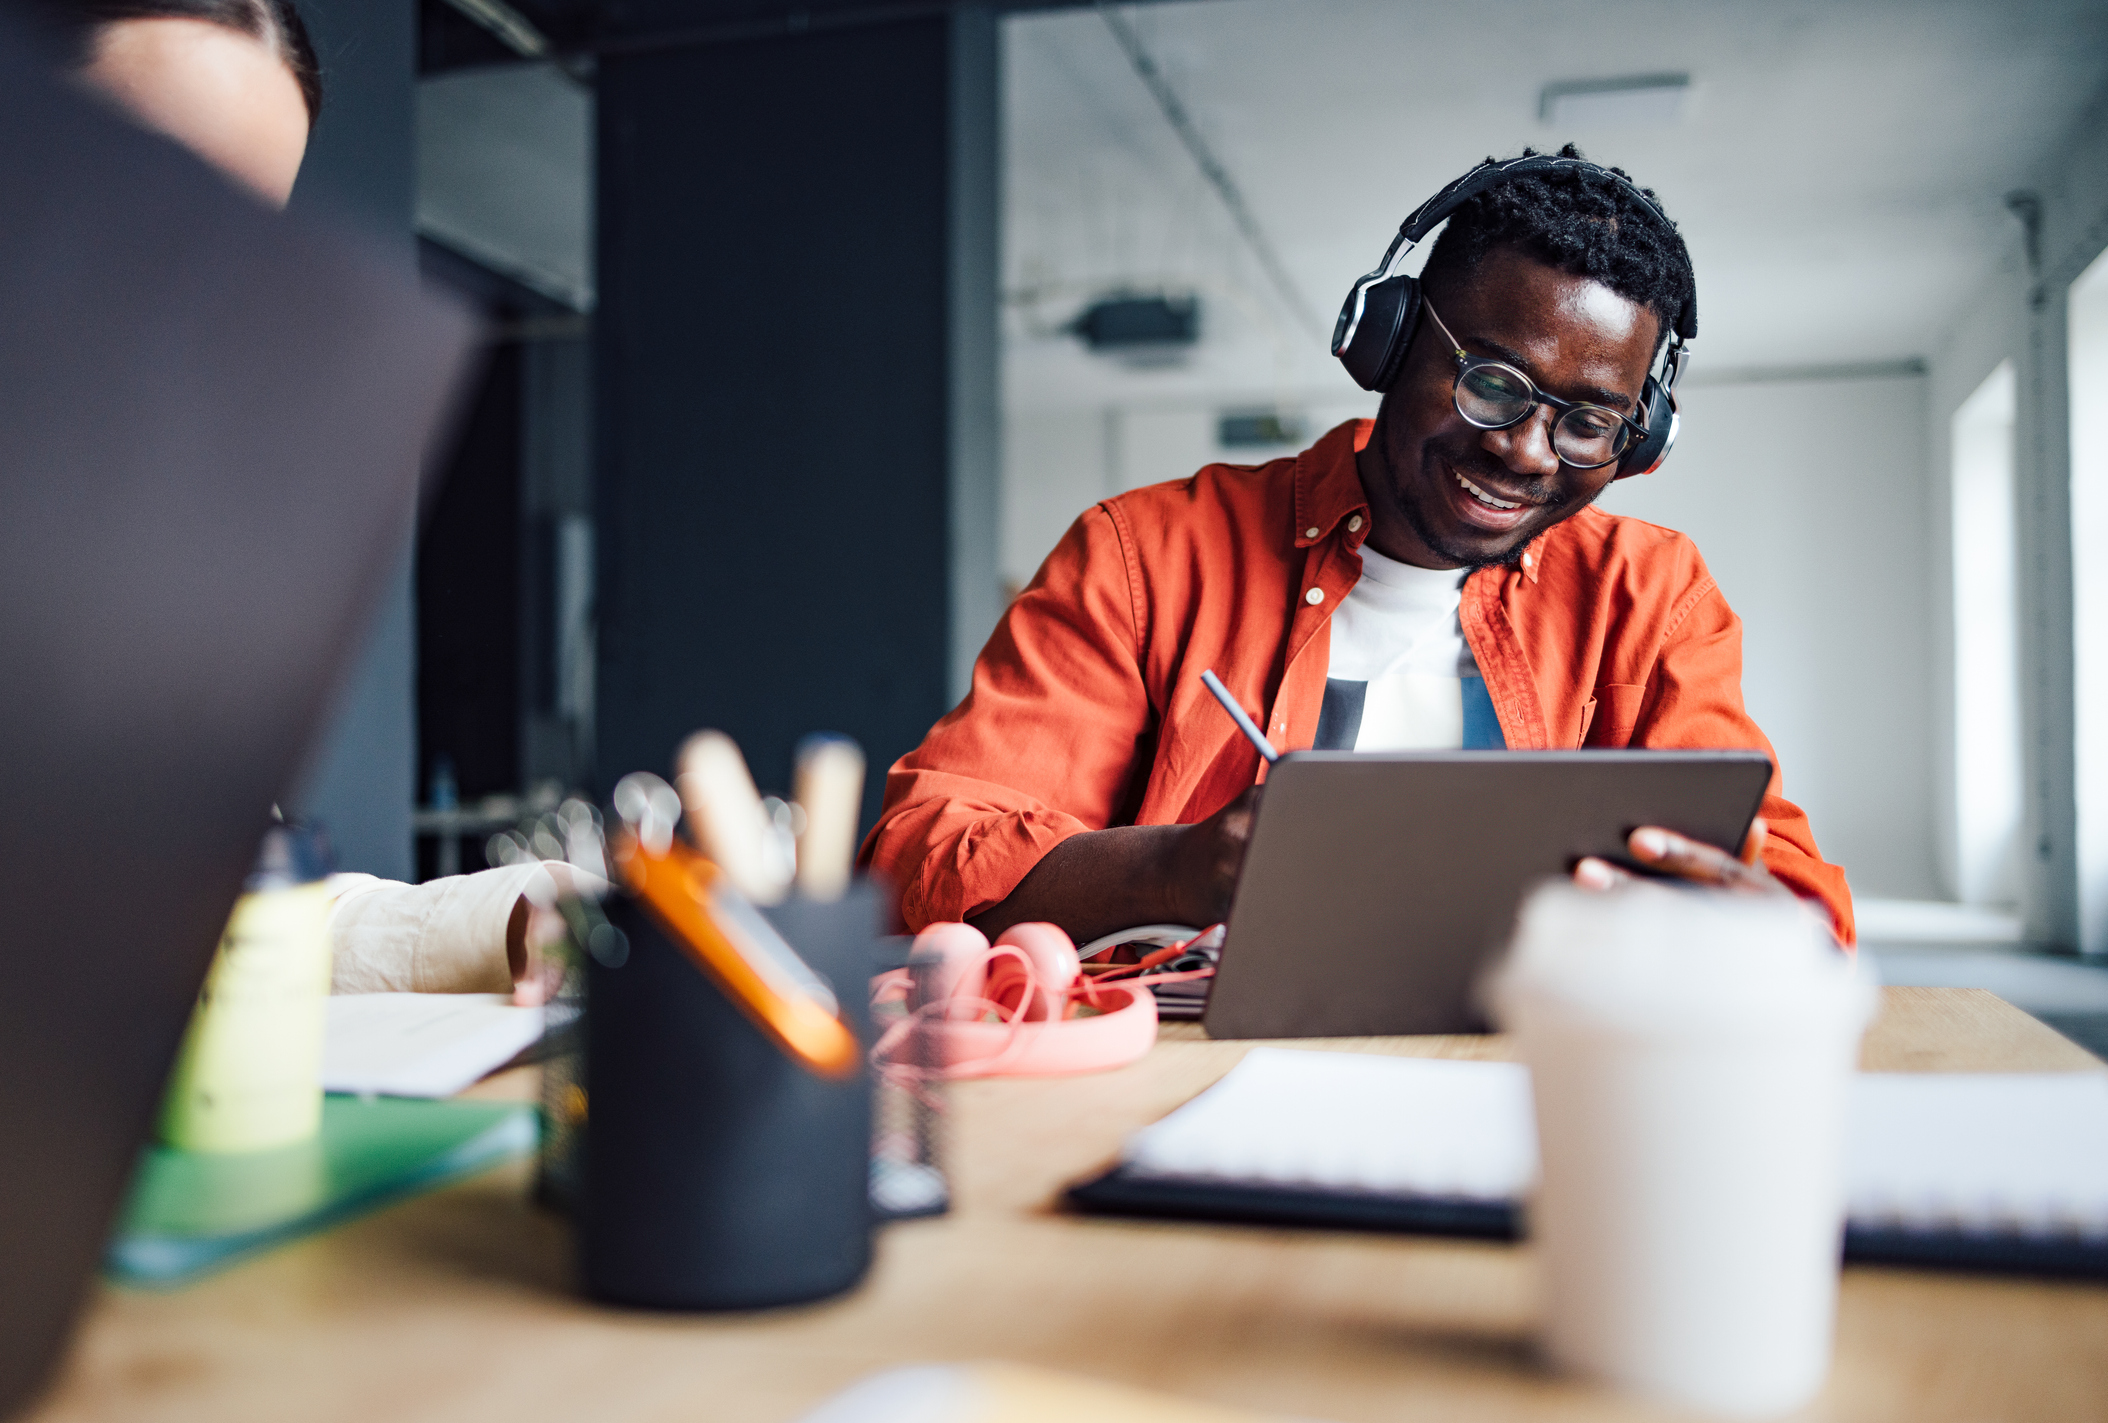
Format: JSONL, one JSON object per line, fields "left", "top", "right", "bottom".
{"left": 579, "top": 883, "right": 878, "bottom": 1311}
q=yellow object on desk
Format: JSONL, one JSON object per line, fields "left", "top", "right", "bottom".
{"left": 157, "top": 837, "right": 334, "bottom": 1155}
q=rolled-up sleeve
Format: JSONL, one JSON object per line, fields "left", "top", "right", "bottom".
{"left": 861, "top": 505, "right": 1156, "bottom": 930}
{"left": 327, "top": 862, "right": 552, "bottom": 993}
{"left": 1639, "top": 581, "right": 1856, "bottom": 944}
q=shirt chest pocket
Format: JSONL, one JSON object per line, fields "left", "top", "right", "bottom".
{"left": 1577, "top": 683, "right": 1647, "bottom": 748}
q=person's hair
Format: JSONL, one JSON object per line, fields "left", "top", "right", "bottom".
{"left": 1419, "top": 143, "right": 1692, "bottom": 347}
{"left": 45, "top": 0, "right": 321, "bottom": 124}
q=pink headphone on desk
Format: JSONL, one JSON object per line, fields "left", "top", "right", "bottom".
{"left": 869, "top": 921, "right": 1215, "bottom": 1079}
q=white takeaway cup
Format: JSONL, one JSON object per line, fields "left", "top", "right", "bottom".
{"left": 1489, "top": 881, "right": 1876, "bottom": 1418}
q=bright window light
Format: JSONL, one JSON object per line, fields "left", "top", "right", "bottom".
{"left": 2070, "top": 246, "right": 2108, "bottom": 954}
{"left": 1951, "top": 360, "right": 2021, "bottom": 908}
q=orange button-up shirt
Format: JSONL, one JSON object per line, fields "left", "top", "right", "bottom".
{"left": 863, "top": 419, "right": 1854, "bottom": 942}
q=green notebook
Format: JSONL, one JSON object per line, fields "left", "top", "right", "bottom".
{"left": 107, "top": 1094, "right": 538, "bottom": 1288}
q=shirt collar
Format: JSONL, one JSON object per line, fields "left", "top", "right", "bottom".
{"left": 1292, "top": 419, "right": 1373, "bottom": 550}
{"left": 1294, "top": 417, "right": 1545, "bottom": 584}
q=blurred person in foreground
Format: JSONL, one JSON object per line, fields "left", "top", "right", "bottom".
{"left": 50, "top": 0, "right": 569, "bottom": 995}
{"left": 863, "top": 146, "right": 1853, "bottom": 947}
{"left": 53, "top": 0, "right": 316, "bottom": 207}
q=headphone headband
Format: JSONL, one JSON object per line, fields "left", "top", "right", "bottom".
{"left": 1354, "top": 155, "right": 1697, "bottom": 343}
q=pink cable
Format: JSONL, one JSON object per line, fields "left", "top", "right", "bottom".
{"left": 871, "top": 944, "right": 1050, "bottom": 1084}
{"left": 870, "top": 924, "right": 1223, "bottom": 1082}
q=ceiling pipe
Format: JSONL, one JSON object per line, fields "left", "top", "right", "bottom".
{"left": 1095, "top": 1, "right": 1325, "bottom": 344}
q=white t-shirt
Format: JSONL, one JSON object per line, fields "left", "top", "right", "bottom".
{"left": 1317, "top": 545, "right": 1504, "bottom": 751}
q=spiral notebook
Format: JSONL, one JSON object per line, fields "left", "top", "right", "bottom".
{"left": 1067, "top": 1049, "right": 2108, "bottom": 1278}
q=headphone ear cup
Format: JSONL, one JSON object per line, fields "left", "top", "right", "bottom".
{"left": 990, "top": 923, "right": 1080, "bottom": 1022}
{"left": 1335, "top": 275, "right": 1422, "bottom": 393}
{"left": 907, "top": 922, "right": 989, "bottom": 1010}
{"left": 1615, "top": 375, "right": 1679, "bottom": 479}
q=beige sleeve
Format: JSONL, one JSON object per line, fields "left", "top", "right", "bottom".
{"left": 326, "top": 863, "right": 552, "bottom": 994}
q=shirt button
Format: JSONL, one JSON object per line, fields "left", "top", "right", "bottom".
{"left": 1304, "top": 526, "right": 1321, "bottom": 539}
{"left": 1305, "top": 587, "right": 1324, "bottom": 605}
{"left": 1348, "top": 515, "right": 1363, "bottom": 532}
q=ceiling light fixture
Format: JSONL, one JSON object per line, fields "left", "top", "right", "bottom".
{"left": 1068, "top": 292, "right": 1201, "bottom": 368}
{"left": 1539, "top": 73, "right": 1690, "bottom": 128}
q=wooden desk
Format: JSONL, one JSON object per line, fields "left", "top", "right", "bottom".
{"left": 25, "top": 988, "right": 2108, "bottom": 1423}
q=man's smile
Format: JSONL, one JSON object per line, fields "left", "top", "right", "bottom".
{"left": 1413, "top": 447, "right": 1565, "bottom": 547}
{"left": 1455, "top": 469, "right": 1525, "bottom": 511}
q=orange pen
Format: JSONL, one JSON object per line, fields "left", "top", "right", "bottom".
{"left": 612, "top": 830, "right": 861, "bottom": 1079}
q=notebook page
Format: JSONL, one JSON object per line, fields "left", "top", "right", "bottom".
{"left": 1120, "top": 1049, "right": 2108, "bottom": 1236}
{"left": 1845, "top": 1073, "right": 2108, "bottom": 1238}
{"left": 1121, "top": 1048, "right": 1536, "bottom": 1201}
{"left": 323, "top": 993, "right": 545, "bottom": 1098}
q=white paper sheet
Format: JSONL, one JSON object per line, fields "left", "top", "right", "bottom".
{"left": 322, "top": 993, "right": 544, "bottom": 1098}
{"left": 1123, "top": 1048, "right": 1536, "bottom": 1200}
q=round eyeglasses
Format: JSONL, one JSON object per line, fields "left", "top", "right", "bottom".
{"left": 1421, "top": 299, "right": 1650, "bottom": 470}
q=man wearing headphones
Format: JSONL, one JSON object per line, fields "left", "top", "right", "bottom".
{"left": 862, "top": 146, "right": 1853, "bottom": 947}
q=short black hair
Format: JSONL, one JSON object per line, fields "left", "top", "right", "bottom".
{"left": 1419, "top": 143, "right": 1692, "bottom": 348}
{"left": 43, "top": 0, "right": 321, "bottom": 124}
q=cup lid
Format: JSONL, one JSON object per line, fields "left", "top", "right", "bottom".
{"left": 1486, "top": 880, "right": 1875, "bottom": 1040}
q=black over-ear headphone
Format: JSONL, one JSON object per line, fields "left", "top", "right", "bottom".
{"left": 1331, "top": 154, "right": 1698, "bottom": 479}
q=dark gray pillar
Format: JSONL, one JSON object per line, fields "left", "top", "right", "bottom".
{"left": 594, "top": 6, "right": 1001, "bottom": 821}
{"left": 947, "top": 4, "right": 1003, "bottom": 703}
{"left": 284, "top": 0, "right": 419, "bottom": 878}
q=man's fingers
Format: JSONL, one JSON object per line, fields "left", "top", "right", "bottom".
{"left": 1740, "top": 816, "right": 1768, "bottom": 866}
{"left": 1629, "top": 826, "right": 1767, "bottom": 889}
{"left": 1573, "top": 856, "right": 1630, "bottom": 890}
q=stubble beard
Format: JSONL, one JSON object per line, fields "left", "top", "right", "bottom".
{"left": 1393, "top": 444, "right": 1545, "bottom": 571}
{"left": 1391, "top": 440, "right": 1602, "bottom": 569}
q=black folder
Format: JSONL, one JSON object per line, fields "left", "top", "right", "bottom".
{"left": 1066, "top": 1166, "right": 2108, "bottom": 1281}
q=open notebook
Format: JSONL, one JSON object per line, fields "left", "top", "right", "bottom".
{"left": 1068, "top": 1048, "right": 2108, "bottom": 1278}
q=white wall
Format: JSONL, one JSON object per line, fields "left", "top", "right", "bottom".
{"left": 1003, "top": 409, "right": 1108, "bottom": 592}
{"left": 1599, "top": 376, "right": 1938, "bottom": 900}
{"left": 1001, "top": 395, "right": 1377, "bottom": 591}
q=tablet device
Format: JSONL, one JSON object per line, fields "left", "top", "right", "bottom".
{"left": 1202, "top": 750, "right": 1773, "bottom": 1040}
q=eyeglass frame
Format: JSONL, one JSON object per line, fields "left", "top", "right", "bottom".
{"left": 1419, "top": 298, "right": 1653, "bottom": 471}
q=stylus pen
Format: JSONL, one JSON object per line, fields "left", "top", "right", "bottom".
{"left": 1200, "top": 669, "right": 1279, "bottom": 763}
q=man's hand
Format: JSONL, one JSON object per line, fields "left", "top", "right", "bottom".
{"left": 508, "top": 859, "right": 609, "bottom": 1006}
{"left": 1573, "top": 817, "right": 1783, "bottom": 894}
{"left": 1161, "top": 786, "right": 1260, "bottom": 926}
{"left": 968, "top": 786, "right": 1261, "bottom": 944}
